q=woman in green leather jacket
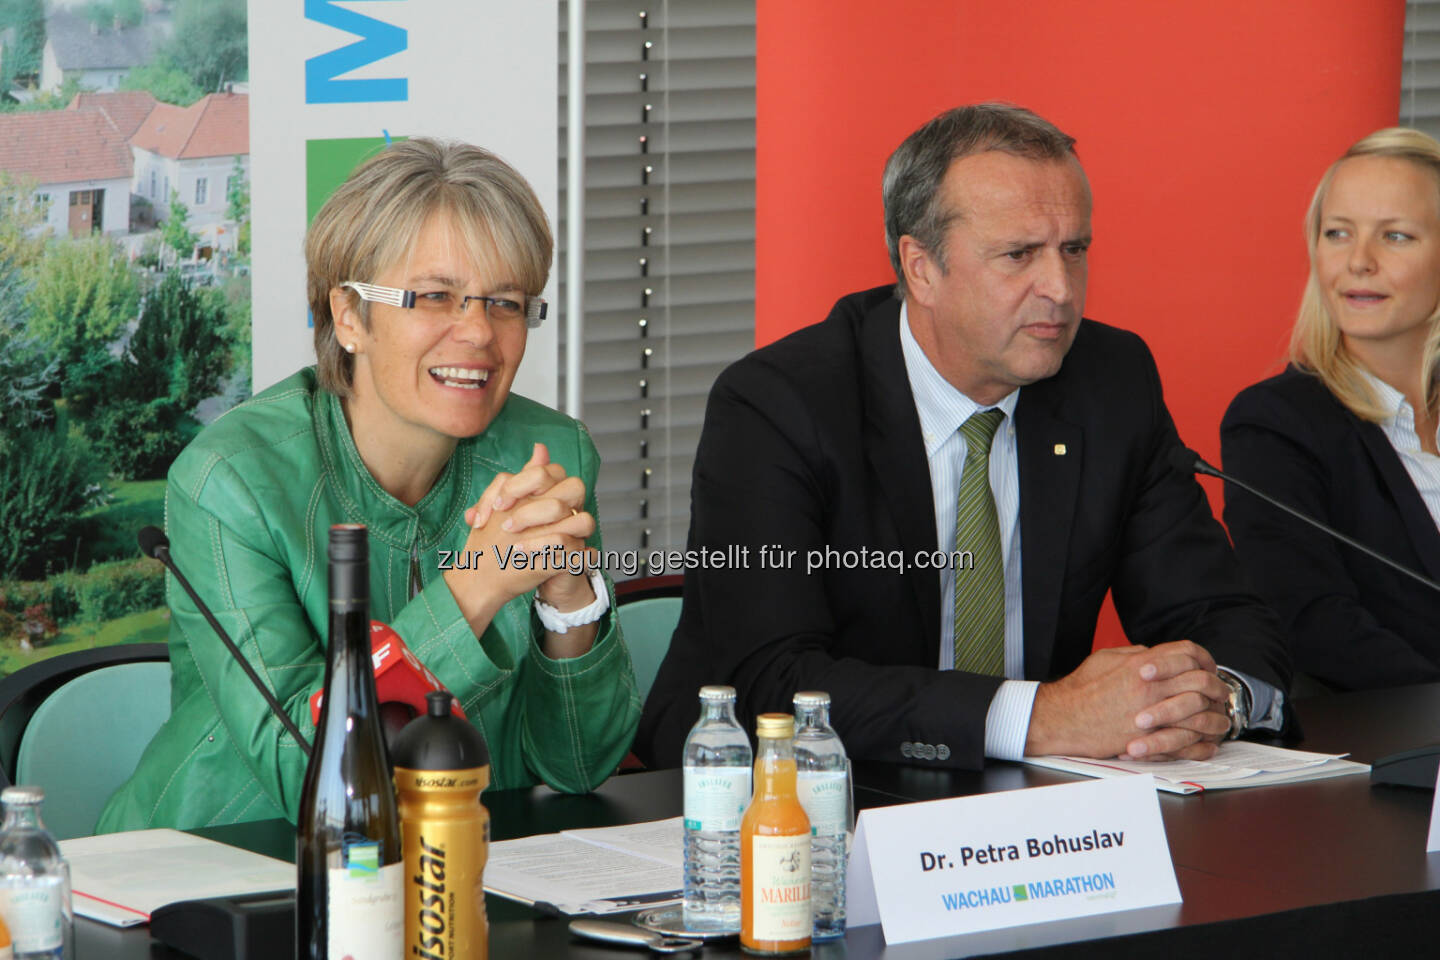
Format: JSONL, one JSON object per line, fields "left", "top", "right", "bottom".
{"left": 99, "top": 139, "right": 641, "bottom": 832}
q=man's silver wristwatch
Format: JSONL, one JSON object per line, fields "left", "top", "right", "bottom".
{"left": 1217, "top": 669, "right": 1251, "bottom": 741}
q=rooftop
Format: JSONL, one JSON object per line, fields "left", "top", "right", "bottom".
{"left": 0, "top": 109, "right": 131, "bottom": 184}
{"left": 130, "top": 92, "right": 248, "bottom": 160}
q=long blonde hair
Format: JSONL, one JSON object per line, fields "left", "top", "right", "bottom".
{"left": 1290, "top": 127, "right": 1440, "bottom": 421}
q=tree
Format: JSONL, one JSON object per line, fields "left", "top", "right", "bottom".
{"left": 226, "top": 156, "right": 249, "bottom": 256}
{"left": 0, "top": 170, "right": 48, "bottom": 268}
{"left": 0, "top": 255, "right": 56, "bottom": 448}
{"left": 25, "top": 235, "right": 139, "bottom": 370}
{"left": 85, "top": 271, "right": 233, "bottom": 478}
{"left": 162, "top": 190, "right": 198, "bottom": 259}
{"left": 0, "top": 0, "right": 44, "bottom": 94}
{"left": 119, "top": 62, "right": 202, "bottom": 107}
{"left": 163, "top": 0, "right": 247, "bottom": 93}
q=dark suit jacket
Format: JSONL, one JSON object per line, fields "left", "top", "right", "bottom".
{"left": 635, "top": 286, "right": 1291, "bottom": 770}
{"left": 1222, "top": 367, "right": 1440, "bottom": 690}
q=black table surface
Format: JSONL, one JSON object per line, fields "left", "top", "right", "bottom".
{"left": 79, "top": 683, "right": 1440, "bottom": 959}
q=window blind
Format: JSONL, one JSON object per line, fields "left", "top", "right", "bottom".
{"left": 559, "top": 0, "right": 756, "bottom": 576}
{"left": 1404, "top": 0, "right": 1440, "bottom": 137}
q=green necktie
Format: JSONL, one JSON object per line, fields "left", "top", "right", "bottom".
{"left": 952, "top": 408, "right": 1006, "bottom": 675}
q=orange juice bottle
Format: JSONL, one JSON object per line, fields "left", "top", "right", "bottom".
{"left": 0, "top": 913, "right": 12, "bottom": 960}
{"left": 740, "top": 713, "right": 812, "bottom": 955}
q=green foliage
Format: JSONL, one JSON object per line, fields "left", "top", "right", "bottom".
{"left": 0, "top": 0, "right": 43, "bottom": 92}
{"left": 163, "top": 0, "right": 247, "bottom": 93}
{"left": 134, "top": 232, "right": 163, "bottom": 269}
{"left": 71, "top": 556, "right": 166, "bottom": 622}
{"left": 0, "top": 557, "right": 165, "bottom": 627}
{"left": 226, "top": 156, "right": 249, "bottom": 223}
{"left": 25, "top": 234, "right": 139, "bottom": 367}
{"left": 84, "top": 271, "right": 231, "bottom": 479}
{"left": 161, "top": 190, "right": 198, "bottom": 258}
{"left": 119, "top": 62, "right": 202, "bottom": 106}
{"left": 0, "top": 426, "right": 107, "bottom": 580}
{"left": 24, "top": 234, "right": 139, "bottom": 412}
{"left": 0, "top": 170, "right": 48, "bottom": 266}
{"left": 226, "top": 156, "right": 251, "bottom": 258}
{"left": 0, "top": 255, "right": 57, "bottom": 445}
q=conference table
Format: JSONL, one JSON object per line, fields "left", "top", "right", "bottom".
{"left": 78, "top": 683, "right": 1440, "bottom": 958}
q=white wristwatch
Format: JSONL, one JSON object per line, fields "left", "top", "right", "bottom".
{"left": 533, "top": 568, "right": 610, "bottom": 633}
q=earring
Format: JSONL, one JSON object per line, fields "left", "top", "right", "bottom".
{"left": 343, "top": 343, "right": 356, "bottom": 354}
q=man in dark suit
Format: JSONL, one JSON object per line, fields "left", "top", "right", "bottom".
{"left": 636, "top": 103, "right": 1291, "bottom": 770}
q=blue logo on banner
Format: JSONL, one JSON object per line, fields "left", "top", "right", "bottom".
{"left": 305, "top": 0, "right": 408, "bottom": 103}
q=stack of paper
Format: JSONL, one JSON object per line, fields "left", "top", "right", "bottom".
{"left": 58, "top": 829, "right": 293, "bottom": 927}
{"left": 485, "top": 816, "right": 683, "bottom": 915}
{"left": 1023, "top": 741, "right": 1369, "bottom": 794}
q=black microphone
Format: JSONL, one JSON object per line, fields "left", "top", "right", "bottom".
{"left": 1170, "top": 446, "right": 1440, "bottom": 596}
{"left": 138, "top": 526, "right": 313, "bottom": 757}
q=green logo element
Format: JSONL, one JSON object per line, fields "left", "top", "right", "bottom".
{"left": 1012, "top": 884, "right": 1028, "bottom": 901}
{"left": 305, "top": 135, "right": 407, "bottom": 225}
{"left": 346, "top": 840, "right": 380, "bottom": 878}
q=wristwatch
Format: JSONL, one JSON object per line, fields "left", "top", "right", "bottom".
{"left": 534, "top": 568, "right": 610, "bottom": 633}
{"left": 1217, "top": 669, "right": 1251, "bottom": 741}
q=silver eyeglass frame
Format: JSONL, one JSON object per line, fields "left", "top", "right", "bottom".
{"left": 339, "top": 281, "right": 547, "bottom": 328}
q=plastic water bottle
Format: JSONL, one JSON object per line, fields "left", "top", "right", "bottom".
{"left": 0, "top": 787, "right": 72, "bottom": 960}
{"left": 794, "top": 691, "right": 850, "bottom": 941}
{"left": 682, "top": 685, "right": 752, "bottom": 933}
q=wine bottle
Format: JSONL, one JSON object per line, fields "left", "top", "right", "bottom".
{"left": 296, "top": 524, "right": 404, "bottom": 959}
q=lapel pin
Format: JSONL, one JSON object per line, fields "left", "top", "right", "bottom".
{"left": 1053, "top": 444, "right": 1067, "bottom": 456}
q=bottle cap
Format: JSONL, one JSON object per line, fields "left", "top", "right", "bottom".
{"left": 698, "top": 684, "right": 736, "bottom": 701}
{"left": 391, "top": 691, "right": 490, "bottom": 771}
{"left": 327, "top": 523, "right": 368, "bottom": 564}
{"left": 756, "top": 713, "right": 794, "bottom": 739}
{"left": 1, "top": 786, "right": 42, "bottom": 806}
{"left": 793, "top": 691, "right": 830, "bottom": 708}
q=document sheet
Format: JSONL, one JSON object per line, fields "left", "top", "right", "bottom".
{"left": 59, "top": 829, "right": 293, "bottom": 927}
{"left": 1023, "top": 741, "right": 1369, "bottom": 794}
{"left": 484, "top": 816, "right": 683, "bottom": 915}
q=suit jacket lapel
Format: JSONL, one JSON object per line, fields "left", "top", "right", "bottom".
{"left": 1015, "top": 386, "right": 1083, "bottom": 679}
{"left": 1356, "top": 422, "right": 1440, "bottom": 582}
{"left": 858, "top": 298, "right": 941, "bottom": 658}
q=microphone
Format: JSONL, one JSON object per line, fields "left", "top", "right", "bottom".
{"left": 308, "top": 622, "right": 465, "bottom": 738}
{"left": 138, "top": 526, "right": 313, "bottom": 757}
{"left": 1170, "top": 447, "right": 1440, "bottom": 596}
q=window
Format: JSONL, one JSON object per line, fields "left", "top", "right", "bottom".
{"left": 150, "top": 171, "right": 156, "bottom": 198}
{"left": 559, "top": 0, "right": 757, "bottom": 572}
{"left": 195, "top": 178, "right": 208, "bottom": 205}
{"left": 163, "top": 176, "right": 169, "bottom": 200}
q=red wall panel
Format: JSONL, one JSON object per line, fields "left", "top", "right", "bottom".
{"left": 755, "top": 1, "right": 1404, "bottom": 647}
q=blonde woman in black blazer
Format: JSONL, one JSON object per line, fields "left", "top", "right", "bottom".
{"left": 1223, "top": 127, "right": 1440, "bottom": 691}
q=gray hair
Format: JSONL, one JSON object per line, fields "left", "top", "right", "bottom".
{"left": 306, "top": 138, "right": 553, "bottom": 396}
{"left": 882, "top": 103, "right": 1077, "bottom": 298}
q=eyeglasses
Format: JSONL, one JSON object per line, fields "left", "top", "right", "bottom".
{"left": 340, "top": 281, "right": 547, "bottom": 328}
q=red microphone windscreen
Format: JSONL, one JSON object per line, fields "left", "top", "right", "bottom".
{"left": 310, "top": 621, "right": 466, "bottom": 726}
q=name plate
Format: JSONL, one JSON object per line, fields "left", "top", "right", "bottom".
{"left": 846, "top": 776, "right": 1180, "bottom": 944}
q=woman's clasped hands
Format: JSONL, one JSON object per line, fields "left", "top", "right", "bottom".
{"left": 445, "top": 443, "right": 601, "bottom": 656}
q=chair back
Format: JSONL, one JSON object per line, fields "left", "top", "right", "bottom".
{"left": 4, "top": 649, "right": 171, "bottom": 840}
{"left": 618, "top": 595, "right": 683, "bottom": 703}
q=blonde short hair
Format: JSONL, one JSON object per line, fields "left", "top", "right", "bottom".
{"left": 305, "top": 138, "right": 553, "bottom": 395}
{"left": 1290, "top": 127, "right": 1440, "bottom": 420}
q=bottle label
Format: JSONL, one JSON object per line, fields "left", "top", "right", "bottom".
{"left": 327, "top": 842, "right": 403, "bottom": 958}
{"left": 797, "top": 769, "right": 849, "bottom": 836}
{"left": 0, "top": 877, "right": 64, "bottom": 952}
{"left": 683, "top": 765, "right": 751, "bottom": 832}
{"left": 749, "top": 833, "right": 811, "bottom": 942}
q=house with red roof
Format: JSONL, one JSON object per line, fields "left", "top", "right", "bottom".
{"left": 0, "top": 107, "right": 133, "bottom": 237}
{"left": 130, "top": 91, "right": 248, "bottom": 254}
